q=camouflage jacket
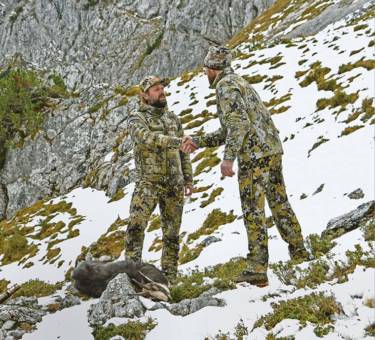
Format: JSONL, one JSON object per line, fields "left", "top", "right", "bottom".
{"left": 127, "top": 101, "right": 193, "bottom": 185}
{"left": 193, "top": 67, "right": 283, "bottom": 162}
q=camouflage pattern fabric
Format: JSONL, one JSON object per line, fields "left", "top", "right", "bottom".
{"left": 126, "top": 100, "right": 193, "bottom": 279}
{"left": 127, "top": 100, "right": 192, "bottom": 185}
{"left": 125, "top": 180, "right": 184, "bottom": 279}
{"left": 139, "top": 76, "right": 168, "bottom": 92}
{"left": 204, "top": 46, "right": 233, "bottom": 70}
{"left": 239, "top": 154, "right": 305, "bottom": 273}
{"left": 192, "top": 66, "right": 283, "bottom": 162}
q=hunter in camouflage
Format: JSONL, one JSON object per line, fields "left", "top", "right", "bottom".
{"left": 126, "top": 76, "right": 193, "bottom": 281}
{"left": 182, "top": 46, "right": 309, "bottom": 287}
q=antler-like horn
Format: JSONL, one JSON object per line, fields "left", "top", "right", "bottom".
{"left": 0, "top": 284, "right": 20, "bottom": 304}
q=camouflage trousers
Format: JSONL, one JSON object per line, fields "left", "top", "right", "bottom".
{"left": 125, "top": 180, "right": 184, "bottom": 279}
{"left": 238, "top": 153, "right": 304, "bottom": 273}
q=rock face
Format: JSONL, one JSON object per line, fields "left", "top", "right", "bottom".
{"left": 87, "top": 273, "right": 145, "bottom": 326}
{"left": 285, "top": 0, "right": 371, "bottom": 39}
{"left": 0, "top": 88, "right": 136, "bottom": 219}
{"left": 0, "top": 0, "right": 276, "bottom": 219}
{"left": 322, "top": 201, "right": 375, "bottom": 240}
{"left": 0, "top": 0, "right": 276, "bottom": 90}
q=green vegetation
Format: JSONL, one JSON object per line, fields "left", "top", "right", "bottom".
{"left": 92, "top": 318, "right": 157, "bottom": 340}
{"left": 271, "top": 243, "right": 375, "bottom": 288}
{"left": 13, "top": 279, "right": 63, "bottom": 298}
{"left": 208, "top": 319, "right": 249, "bottom": 340}
{"left": 299, "top": 61, "right": 337, "bottom": 91}
{"left": 253, "top": 292, "right": 343, "bottom": 337}
{"left": 193, "top": 147, "right": 221, "bottom": 176}
{"left": 147, "top": 214, "right": 161, "bottom": 232}
{"left": 171, "top": 257, "right": 247, "bottom": 302}
{"left": 365, "top": 322, "right": 375, "bottom": 337}
{"left": 0, "top": 199, "right": 84, "bottom": 266}
{"left": 200, "top": 187, "right": 224, "bottom": 208}
{"left": 316, "top": 89, "right": 359, "bottom": 112}
{"left": 82, "top": 217, "right": 127, "bottom": 259}
{"left": 228, "top": 0, "right": 332, "bottom": 48}
{"left": 187, "top": 209, "right": 236, "bottom": 243}
{"left": 0, "top": 279, "right": 9, "bottom": 294}
{"left": 340, "top": 124, "right": 364, "bottom": 137}
{"left": 307, "top": 136, "right": 329, "bottom": 157}
{"left": 0, "top": 66, "right": 69, "bottom": 166}
{"left": 338, "top": 59, "right": 375, "bottom": 74}
{"left": 305, "top": 233, "right": 336, "bottom": 258}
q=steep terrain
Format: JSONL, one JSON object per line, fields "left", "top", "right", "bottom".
{"left": 0, "top": 0, "right": 374, "bottom": 339}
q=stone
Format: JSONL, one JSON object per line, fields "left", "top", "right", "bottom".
{"left": 1, "top": 321, "right": 15, "bottom": 331}
{"left": 150, "top": 287, "right": 225, "bottom": 316}
{"left": 87, "top": 273, "right": 145, "bottom": 326}
{"left": 322, "top": 201, "right": 375, "bottom": 240}
{"left": 348, "top": 188, "right": 365, "bottom": 200}
{"left": 201, "top": 236, "right": 222, "bottom": 247}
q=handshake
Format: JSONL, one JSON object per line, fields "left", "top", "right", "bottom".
{"left": 179, "top": 136, "right": 198, "bottom": 154}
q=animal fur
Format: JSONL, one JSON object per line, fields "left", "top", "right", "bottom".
{"left": 72, "top": 260, "right": 171, "bottom": 301}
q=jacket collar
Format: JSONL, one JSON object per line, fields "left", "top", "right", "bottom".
{"left": 139, "top": 99, "right": 167, "bottom": 117}
{"left": 211, "top": 66, "right": 235, "bottom": 89}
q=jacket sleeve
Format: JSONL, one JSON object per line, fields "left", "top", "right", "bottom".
{"left": 175, "top": 117, "right": 193, "bottom": 184}
{"left": 191, "top": 105, "right": 227, "bottom": 148}
{"left": 217, "top": 83, "right": 251, "bottom": 161}
{"left": 127, "top": 111, "right": 182, "bottom": 149}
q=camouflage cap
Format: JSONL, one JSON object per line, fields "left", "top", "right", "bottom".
{"left": 204, "top": 46, "right": 232, "bottom": 70}
{"left": 139, "top": 75, "right": 167, "bottom": 92}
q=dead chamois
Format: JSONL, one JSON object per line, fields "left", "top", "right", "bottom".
{"left": 72, "top": 260, "right": 171, "bottom": 301}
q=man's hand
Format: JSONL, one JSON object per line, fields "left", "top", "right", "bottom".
{"left": 221, "top": 160, "right": 235, "bottom": 177}
{"left": 180, "top": 136, "right": 197, "bottom": 154}
{"left": 184, "top": 183, "right": 194, "bottom": 196}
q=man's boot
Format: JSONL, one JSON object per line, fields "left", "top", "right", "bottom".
{"left": 235, "top": 270, "right": 269, "bottom": 287}
{"left": 288, "top": 243, "right": 310, "bottom": 263}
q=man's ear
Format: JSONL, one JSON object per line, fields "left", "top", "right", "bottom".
{"left": 140, "top": 92, "right": 148, "bottom": 102}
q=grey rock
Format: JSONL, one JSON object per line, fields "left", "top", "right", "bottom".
{"left": 51, "top": 294, "right": 81, "bottom": 309}
{"left": 201, "top": 236, "right": 222, "bottom": 247}
{"left": 348, "top": 188, "right": 365, "bottom": 200}
{"left": 109, "top": 336, "right": 126, "bottom": 340}
{"left": 1, "top": 321, "right": 15, "bottom": 331}
{"left": 0, "top": 304, "right": 46, "bottom": 325}
{"left": 5, "top": 329, "right": 26, "bottom": 339}
{"left": 285, "top": 0, "right": 371, "bottom": 39}
{"left": 313, "top": 183, "right": 324, "bottom": 195}
{"left": 0, "top": 0, "right": 275, "bottom": 90}
{"left": 150, "top": 287, "right": 225, "bottom": 316}
{"left": 4, "top": 297, "right": 39, "bottom": 308}
{"left": 87, "top": 273, "right": 145, "bottom": 326}
{"left": 0, "top": 90, "right": 136, "bottom": 219}
{"left": 98, "top": 255, "right": 112, "bottom": 263}
{"left": 322, "top": 201, "right": 375, "bottom": 240}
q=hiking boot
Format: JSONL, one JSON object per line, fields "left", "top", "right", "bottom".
{"left": 289, "top": 244, "right": 311, "bottom": 263}
{"left": 235, "top": 270, "right": 269, "bottom": 287}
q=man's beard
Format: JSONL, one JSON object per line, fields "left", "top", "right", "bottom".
{"left": 149, "top": 96, "right": 167, "bottom": 108}
{"left": 208, "top": 74, "right": 216, "bottom": 86}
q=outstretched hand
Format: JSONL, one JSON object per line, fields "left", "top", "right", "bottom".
{"left": 221, "top": 160, "right": 235, "bottom": 177}
{"left": 180, "top": 136, "right": 197, "bottom": 154}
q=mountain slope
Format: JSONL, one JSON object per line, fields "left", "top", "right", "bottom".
{"left": 0, "top": 0, "right": 374, "bottom": 339}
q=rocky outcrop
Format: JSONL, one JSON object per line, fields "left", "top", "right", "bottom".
{"left": 150, "top": 287, "right": 226, "bottom": 316}
{"left": 87, "top": 273, "right": 145, "bottom": 326}
{"left": 0, "top": 297, "right": 46, "bottom": 339}
{"left": 0, "top": 0, "right": 276, "bottom": 90}
{"left": 0, "top": 85, "right": 136, "bottom": 218}
{"left": 285, "top": 0, "right": 372, "bottom": 39}
{"left": 322, "top": 201, "right": 375, "bottom": 240}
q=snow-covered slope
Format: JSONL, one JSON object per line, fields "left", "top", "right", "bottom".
{"left": 0, "top": 1, "right": 374, "bottom": 339}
